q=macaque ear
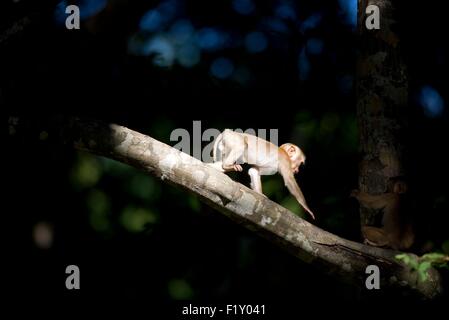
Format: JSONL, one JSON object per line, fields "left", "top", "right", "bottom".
{"left": 287, "top": 145, "right": 296, "bottom": 156}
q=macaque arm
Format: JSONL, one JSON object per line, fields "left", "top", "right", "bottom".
{"left": 285, "top": 176, "right": 315, "bottom": 219}
{"left": 222, "top": 148, "right": 243, "bottom": 171}
{"left": 280, "top": 163, "right": 314, "bottom": 219}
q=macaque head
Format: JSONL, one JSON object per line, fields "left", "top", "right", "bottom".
{"left": 393, "top": 181, "right": 407, "bottom": 194}
{"left": 280, "top": 143, "right": 306, "bottom": 174}
{"left": 388, "top": 177, "right": 408, "bottom": 194}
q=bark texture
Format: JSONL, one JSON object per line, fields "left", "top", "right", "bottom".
{"left": 357, "top": 0, "right": 409, "bottom": 226}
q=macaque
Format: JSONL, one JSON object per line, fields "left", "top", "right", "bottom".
{"left": 209, "top": 129, "right": 315, "bottom": 219}
{"left": 351, "top": 178, "right": 414, "bottom": 250}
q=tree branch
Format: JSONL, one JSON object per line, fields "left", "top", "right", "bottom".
{"left": 51, "top": 117, "right": 442, "bottom": 300}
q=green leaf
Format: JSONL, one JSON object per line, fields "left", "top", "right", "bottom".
{"left": 421, "top": 252, "right": 445, "bottom": 262}
{"left": 395, "top": 253, "right": 410, "bottom": 265}
{"left": 420, "top": 252, "right": 449, "bottom": 269}
{"left": 395, "top": 254, "right": 419, "bottom": 270}
{"left": 408, "top": 256, "right": 419, "bottom": 270}
{"left": 418, "top": 261, "right": 432, "bottom": 282}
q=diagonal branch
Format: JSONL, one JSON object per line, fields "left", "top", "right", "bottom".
{"left": 55, "top": 117, "right": 442, "bottom": 300}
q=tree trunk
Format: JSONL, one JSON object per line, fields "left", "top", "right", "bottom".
{"left": 356, "top": 0, "right": 408, "bottom": 227}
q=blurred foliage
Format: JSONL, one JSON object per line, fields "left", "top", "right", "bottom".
{"left": 101, "top": 157, "right": 135, "bottom": 178}
{"left": 72, "top": 155, "right": 158, "bottom": 233}
{"left": 168, "top": 278, "right": 195, "bottom": 300}
{"left": 280, "top": 196, "right": 304, "bottom": 217}
{"left": 187, "top": 196, "right": 202, "bottom": 213}
{"left": 87, "top": 189, "right": 111, "bottom": 232}
{"left": 70, "top": 153, "right": 203, "bottom": 235}
{"left": 125, "top": 174, "right": 161, "bottom": 202}
{"left": 396, "top": 253, "right": 449, "bottom": 282}
{"left": 120, "top": 205, "right": 158, "bottom": 233}
{"left": 261, "top": 178, "right": 284, "bottom": 199}
{"left": 70, "top": 154, "right": 102, "bottom": 189}
{"left": 39, "top": 131, "right": 49, "bottom": 141}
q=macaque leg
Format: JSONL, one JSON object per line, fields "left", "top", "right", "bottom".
{"left": 248, "top": 167, "right": 263, "bottom": 194}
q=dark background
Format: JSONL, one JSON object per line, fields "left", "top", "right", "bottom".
{"left": 2, "top": 0, "right": 448, "bottom": 313}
